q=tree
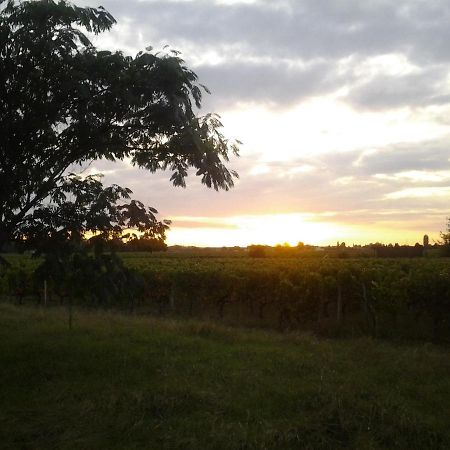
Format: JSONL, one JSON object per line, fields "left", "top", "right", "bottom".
{"left": 247, "top": 245, "right": 266, "bottom": 258}
{"left": 0, "top": 0, "right": 239, "bottom": 252}
{"left": 440, "top": 218, "right": 450, "bottom": 256}
{"left": 13, "top": 173, "right": 157, "bottom": 308}
{"left": 17, "top": 173, "right": 170, "bottom": 256}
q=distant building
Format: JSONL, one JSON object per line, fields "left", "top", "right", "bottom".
{"left": 423, "top": 234, "right": 429, "bottom": 247}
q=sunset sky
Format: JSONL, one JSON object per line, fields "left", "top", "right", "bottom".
{"left": 78, "top": 0, "right": 450, "bottom": 246}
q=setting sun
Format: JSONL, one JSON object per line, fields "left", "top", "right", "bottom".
{"left": 166, "top": 213, "right": 437, "bottom": 247}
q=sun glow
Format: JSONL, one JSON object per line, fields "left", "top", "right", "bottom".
{"left": 219, "top": 97, "right": 450, "bottom": 162}
{"left": 167, "top": 213, "right": 353, "bottom": 247}
{"left": 165, "top": 212, "right": 440, "bottom": 247}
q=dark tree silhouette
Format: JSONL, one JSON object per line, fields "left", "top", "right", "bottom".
{"left": 0, "top": 0, "right": 239, "bottom": 253}
{"left": 440, "top": 218, "right": 450, "bottom": 256}
{"left": 17, "top": 173, "right": 170, "bottom": 256}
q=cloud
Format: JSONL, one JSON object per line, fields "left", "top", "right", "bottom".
{"left": 352, "top": 139, "right": 450, "bottom": 175}
{"left": 70, "top": 0, "right": 450, "bottom": 243}
{"left": 385, "top": 186, "right": 450, "bottom": 200}
{"left": 90, "top": 135, "right": 449, "bottom": 218}
{"left": 76, "top": 0, "right": 450, "bottom": 111}
{"left": 170, "top": 219, "right": 239, "bottom": 229}
{"left": 91, "top": 0, "right": 450, "bottom": 63}
{"left": 346, "top": 66, "right": 450, "bottom": 111}
{"left": 195, "top": 59, "right": 345, "bottom": 109}
{"left": 375, "top": 170, "right": 450, "bottom": 183}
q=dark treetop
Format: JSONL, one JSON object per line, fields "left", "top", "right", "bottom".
{"left": 0, "top": 0, "right": 239, "bottom": 249}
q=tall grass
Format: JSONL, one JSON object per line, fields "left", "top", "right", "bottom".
{"left": 0, "top": 303, "right": 449, "bottom": 449}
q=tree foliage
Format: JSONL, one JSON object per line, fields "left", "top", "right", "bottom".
{"left": 0, "top": 0, "right": 239, "bottom": 249}
{"left": 440, "top": 218, "right": 450, "bottom": 255}
{"left": 8, "top": 173, "right": 167, "bottom": 304}
{"left": 17, "top": 174, "right": 170, "bottom": 256}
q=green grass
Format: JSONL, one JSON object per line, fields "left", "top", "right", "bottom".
{"left": 1, "top": 304, "right": 449, "bottom": 449}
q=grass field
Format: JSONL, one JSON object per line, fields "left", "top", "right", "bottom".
{"left": 1, "top": 303, "right": 449, "bottom": 449}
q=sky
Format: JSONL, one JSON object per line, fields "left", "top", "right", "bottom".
{"left": 77, "top": 0, "right": 450, "bottom": 246}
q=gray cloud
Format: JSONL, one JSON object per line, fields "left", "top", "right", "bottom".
{"left": 353, "top": 140, "right": 450, "bottom": 174}
{"left": 88, "top": 0, "right": 450, "bottom": 62}
{"left": 75, "top": 0, "right": 450, "bottom": 111}
{"left": 346, "top": 66, "right": 450, "bottom": 110}
{"left": 198, "top": 59, "right": 345, "bottom": 109}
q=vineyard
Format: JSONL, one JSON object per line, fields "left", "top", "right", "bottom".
{"left": 1, "top": 253, "right": 449, "bottom": 342}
